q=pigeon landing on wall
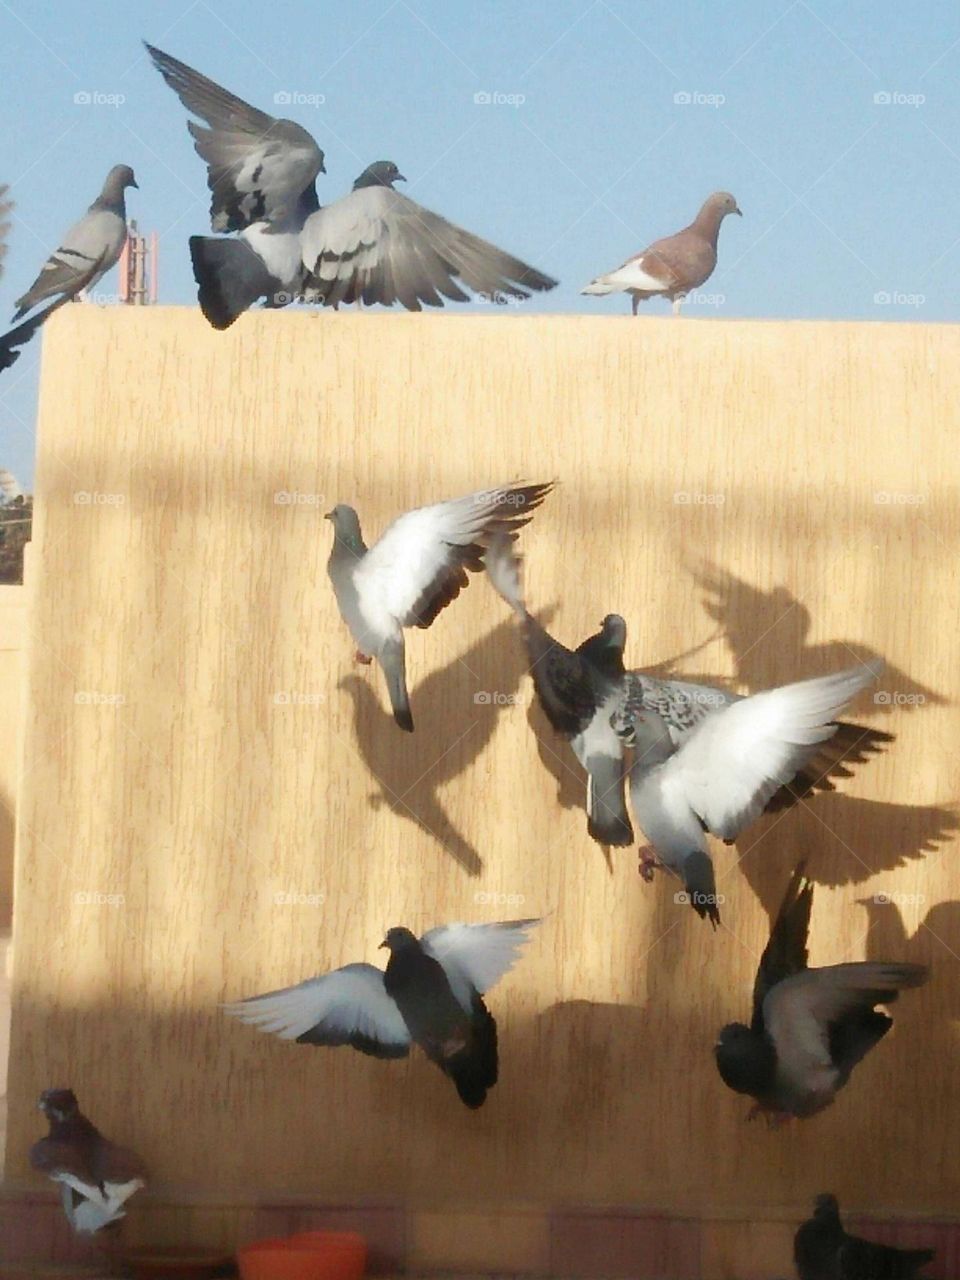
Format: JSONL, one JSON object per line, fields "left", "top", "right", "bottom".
{"left": 223, "top": 919, "right": 540, "bottom": 1108}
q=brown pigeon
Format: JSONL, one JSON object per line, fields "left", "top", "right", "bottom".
{"left": 30, "top": 1088, "right": 147, "bottom": 1233}
{"left": 581, "top": 191, "right": 741, "bottom": 315}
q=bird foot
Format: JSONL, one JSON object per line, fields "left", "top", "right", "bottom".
{"left": 354, "top": 650, "right": 373, "bottom": 665}
{"left": 638, "top": 847, "right": 660, "bottom": 882}
{"left": 746, "top": 1103, "right": 792, "bottom": 1129}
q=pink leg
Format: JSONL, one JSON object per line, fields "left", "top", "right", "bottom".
{"left": 355, "top": 650, "right": 373, "bottom": 665}
{"left": 638, "top": 846, "right": 660, "bottom": 882}
{"left": 631, "top": 293, "right": 639, "bottom": 316}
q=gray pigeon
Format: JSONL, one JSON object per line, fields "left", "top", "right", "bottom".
{"left": 581, "top": 191, "right": 741, "bottom": 315}
{"left": 485, "top": 535, "right": 633, "bottom": 846}
{"left": 300, "top": 160, "right": 558, "bottom": 311}
{"left": 30, "top": 1088, "right": 147, "bottom": 1233}
{"left": 624, "top": 660, "right": 883, "bottom": 925}
{"left": 326, "top": 482, "right": 553, "bottom": 732}
{"left": 12, "top": 165, "right": 136, "bottom": 319}
{"left": 795, "top": 1194, "right": 935, "bottom": 1280}
{"left": 145, "top": 42, "right": 325, "bottom": 330}
{"left": 223, "top": 919, "right": 539, "bottom": 1108}
{"left": 715, "top": 863, "right": 928, "bottom": 1121}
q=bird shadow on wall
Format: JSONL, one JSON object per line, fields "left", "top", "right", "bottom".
{"left": 338, "top": 614, "right": 533, "bottom": 878}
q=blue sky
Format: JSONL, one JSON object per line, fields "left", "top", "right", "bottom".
{"left": 1, "top": 0, "right": 959, "bottom": 483}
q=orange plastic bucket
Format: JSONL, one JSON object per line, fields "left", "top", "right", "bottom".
{"left": 238, "top": 1231, "right": 367, "bottom": 1280}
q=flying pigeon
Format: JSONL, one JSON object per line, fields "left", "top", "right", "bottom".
{"left": 300, "top": 160, "right": 558, "bottom": 311}
{"left": 581, "top": 191, "right": 741, "bottom": 315}
{"left": 145, "top": 45, "right": 557, "bottom": 328}
{"left": 145, "top": 42, "right": 324, "bottom": 330}
{"left": 714, "top": 863, "right": 928, "bottom": 1120}
{"left": 0, "top": 165, "right": 137, "bottom": 371}
{"left": 485, "top": 535, "right": 633, "bottom": 846}
{"left": 795, "top": 1194, "right": 935, "bottom": 1280}
{"left": 622, "top": 660, "right": 883, "bottom": 925}
{"left": 223, "top": 919, "right": 540, "bottom": 1108}
{"left": 326, "top": 482, "right": 553, "bottom": 732}
{"left": 29, "top": 1088, "right": 146, "bottom": 1233}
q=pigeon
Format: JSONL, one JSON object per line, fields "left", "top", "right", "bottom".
{"left": 485, "top": 535, "right": 633, "bottom": 846}
{"left": 714, "top": 863, "right": 928, "bottom": 1120}
{"left": 29, "top": 1088, "right": 146, "bottom": 1233}
{"left": 300, "top": 160, "right": 558, "bottom": 311}
{"left": 145, "top": 42, "right": 324, "bottom": 330}
{"left": 326, "top": 482, "right": 553, "bottom": 732}
{"left": 0, "top": 165, "right": 137, "bottom": 371}
{"left": 146, "top": 45, "right": 556, "bottom": 327}
{"left": 223, "top": 919, "right": 540, "bottom": 1108}
{"left": 795, "top": 1193, "right": 935, "bottom": 1280}
{"left": 622, "top": 660, "right": 884, "bottom": 925}
{"left": 581, "top": 191, "right": 741, "bottom": 315}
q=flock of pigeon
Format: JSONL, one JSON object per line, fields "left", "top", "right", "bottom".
{"left": 0, "top": 41, "right": 744, "bottom": 369}
{"left": 3, "top": 37, "right": 933, "bottom": 1280}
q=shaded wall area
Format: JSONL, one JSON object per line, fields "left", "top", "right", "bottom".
{"left": 3, "top": 310, "right": 959, "bottom": 1267}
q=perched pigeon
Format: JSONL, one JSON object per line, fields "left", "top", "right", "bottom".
{"left": 581, "top": 191, "right": 741, "bottom": 315}
{"left": 29, "top": 1088, "right": 146, "bottom": 1233}
{"left": 326, "top": 482, "right": 553, "bottom": 732}
{"left": 795, "top": 1194, "right": 935, "bottom": 1280}
{"left": 623, "top": 660, "right": 883, "bottom": 925}
{"left": 485, "top": 535, "right": 633, "bottom": 845}
{"left": 224, "top": 919, "right": 539, "bottom": 1108}
{"left": 0, "top": 166, "right": 137, "bottom": 371}
{"left": 714, "top": 863, "right": 928, "bottom": 1120}
{"left": 145, "top": 42, "right": 324, "bottom": 330}
{"left": 300, "top": 160, "right": 558, "bottom": 311}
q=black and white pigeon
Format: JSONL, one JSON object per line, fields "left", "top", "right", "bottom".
{"left": 485, "top": 534, "right": 633, "bottom": 846}
{"left": 300, "top": 160, "right": 557, "bottom": 311}
{"left": 326, "top": 482, "right": 553, "bottom": 732}
{"left": 29, "top": 1088, "right": 147, "bottom": 1233}
{"left": 0, "top": 165, "right": 137, "bottom": 371}
{"left": 795, "top": 1194, "right": 935, "bottom": 1280}
{"left": 715, "top": 863, "right": 928, "bottom": 1121}
{"left": 223, "top": 919, "right": 539, "bottom": 1108}
{"left": 145, "top": 42, "right": 324, "bottom": 330}
{"left": 622, "top": 660, "right": 883, "bottom": 925}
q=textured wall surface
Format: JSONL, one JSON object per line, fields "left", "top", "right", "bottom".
{"left": 4, "top": 308, "right": 959, "bottom": 1248}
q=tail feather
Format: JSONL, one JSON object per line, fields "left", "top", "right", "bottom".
{"left": 381, "top": 636, "right": 413, "bottom": 732}
{"left": 446, "top": 1001, "right": 498, "bottom": 1109}
{"left": 189, "top": 236, "right": 275, "bottom": 330}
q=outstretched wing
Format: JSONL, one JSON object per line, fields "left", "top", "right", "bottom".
{"left": 421, "top": 919, "right": 540, "bottom": 1010}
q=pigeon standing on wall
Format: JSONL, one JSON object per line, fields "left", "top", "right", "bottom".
{"left": 714, "top": 863, "right": 928, "bottom": 1120}
{"left": 300, "top": 160, "right": 558, "bottom": 310}
{"left": 622, "top": 660, "right": 883, "bottom": 925}
{"left": 29, "top": 1088, "right": 147, "bottom": 1233}
{"left": 581, "top": 191, "right": 741, "bottom": 315}
{"left": 795, "top": 1194, "right": 935, "bottom": 1280}
{"left": 326, "top": 482, "right": 553, "bottom": 732}
{"left": 145, "top": 42, "right": 325, "bottom": 330}
{"left": 223, "top": 919, "right": 540, "bottom": 1108}
{"left": 0, "top": 165, "right": 137, "bottom": 372}
{"left": 485, "top": 535, "right": 633, "bottom": 846}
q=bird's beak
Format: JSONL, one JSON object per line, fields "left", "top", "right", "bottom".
{"left": 395, "top": 174, "right": 407, "bottom": 183}
{"left": 378, "top": 938, "right": 389, "bottom": 949}
{"left": 131, "top": 179, "right": 139, "bottom": 190}
{"left": 324, "top": 511, "right": 333, "bottom": 520}
{"left": 319, "top": 160, "right": 327, "bottom": 174}
{"left": 733, "top": 205, "right": 742, "bottom": 216}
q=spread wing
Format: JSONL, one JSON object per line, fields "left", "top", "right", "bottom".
{"left": 222, "top": 962, "right": 411, "bottom": 1058}
{"left": 145, "top": 43, "right": 323, "bottom": 232}
{"left": 302, "top": 184, "right": 557, "bottom": 310}
{"left": 421, "top": 919, "right": 540, "bottom": 1011}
